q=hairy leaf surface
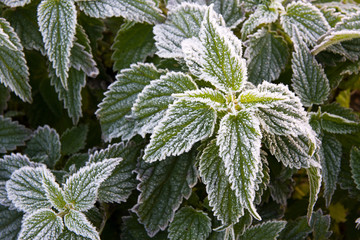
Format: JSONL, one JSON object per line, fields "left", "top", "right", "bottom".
{"left": 168, "top": 206, "right": 211, "bottom": 240}
{"left": 41, "top": 167, "right": 66, "bottom": 211}
{"left": 244, "top": 28, "right": 289, "bottom": 85}
{"left": 350, "top": 147, "right": 360, "bottom": 190}
{"left": 154, "top": 3, "right": 207, "bottom": 58}
{"left": 63, "top": 158, "right": 120, "bottom": 211}
{"left": 0, "top": 0, "right": 31, "bottom": 7}
{"left": 38, "top": 0, "right": 77, "bottom": 88}
{"left": 174, "top": 88, "right": 227, "bottom": 110}
{"left": 133, "top": 72, "right": 197, "bottom": 137}
{"left": 96, "top": 63, "right": 164, "bottom": 141}
{"left": 143, "top": 100, "right": 216, "bottom": 162}
{"left": 76, "top": 0, "right": 165, "bottom": 24}
{"left": 182, "top": 6, "right": 247, "bottom": 92}
{"left": 64, "top": 209, "right": 99, "bottom": 240}
{"left": 217, "top": 111, "right": 261, "bottom": 220}
{"left": 0, "top": 205, "right": 22, "bottom": 240}
{"left": 199, "top": 140, "right": 244, "bottom": 225}
{"left": 19, "top": 209, "right": 63, "bottom": 240}
{"left": 210, "top": 0, "right": 245, "bottom": 28}
{"left": 0, "top": 116, "right": 31, "bottom": 153}
{"left": 320, "top": 112, "right": 359, "bottom": 134}
{"left": 238, "top": 220, "right": 286, "bottom": 240}
{"left": 0, "top": 18, "right": 31, "bottom": 102}
{"left": 133, "top": 151, "right": 197, "bottom": 236}
{"left": 307, "top": 166, "right": 322, "bottom": 223}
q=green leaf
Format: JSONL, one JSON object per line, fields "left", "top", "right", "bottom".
{"left": 133, "top": 72, "right": 197, "bottom": 137}
{"left": 291, "top": 29, "right": 330, "bottom": 107}
{"left": 168, "top": 206, "right": 211, "bottom": 240}
{"left": 174, "top": 88, "right": 227, "bottom": 110}
{"left": 320, "top": 134, "right": 342, "bottom": 206}
{"left": 264, "top": 132, "right": 313, "bottom": 169}
{"left": 112, "top": 22, "right": 156, "bottom": 71}
{"left": 241, "top": 4, "right": 279, "bottom": 40}
{"left": 63, "top": 158, "right": 120, "bottom": 211}
{"left": 76, "top": 0, "right": 165, "bottom": 24}
{"left": 306, "top": 166, "right": 322, "bottom": 223}
{"left": 49, "top": 67, "right": 86, "bottom": 124}
{"left": 279, "top": 216, "right": 312, "bottom": 240}
{"left": 25, "top": 125, "right": 61, "bottom": 168}
{"left": 0, "top": 84, "right": 9, "bottom": 114}
{"left": 0, "top": 153, "right": 36, "bottom": 207}
{"left": 280, "top": 2, "right": 330, "bottom": 46}
{"left": 57, "top": 229, "right": 92, "bottom": 240}
{"left": 217, "top": 111, "right": 261, "bottom": 220}
{"left": 38, "top": 0, "right": 77, "bottom": 89}
{"left": 238, "top": 220, "right": 286, "bottom": 240}
{"left": 233, "top": 210, "right": 253, "bottom": 236}
{"left": 121, "top": 214, "right": 167, "bottom": 240}
{"left": 0, "top": 116, "right": 31, "bottom": 153}
{"left": 70, "top": 42, "right": 99, "bottom": 78}
{"left": 0, "top": 0, "right": 31, "bottom": 7}
{"left": 88, "top": 142, "right": 142, "bottom": 203}
{"left": 0, "top": 18, "right": 32, "bottom": 102}
{"left": 133, "top": 150, "right": 197, "bottom": 236}
{"left": 310, "top": 209, "right": 332, "bottom": 240}
{"left": 6, "top": 166, "right": 51, "bottom": 212}
{"left": 154, "top": 2, "right": 207, "bottom": 58}
{"left": 96, "top": 63, "right": 165, "bottom": 142}
{"left": 64, "top": 209, "right": 99, "bottom": 240}
{"left": 320, "top": 112, "right": 360, "bottom": 134}
{"left": 244, "top": 28, "right": 289, "bottom": 85}
{"left": 143, "top": 99, "right": 216, "bottom": 162}
{"left": 60, "top": 125, "right": 88, "bottom": 156}
{"left": 350, "top": 146, "right": 360, "bottom": 190}
{"left": 20, "top": 209, "right": 63, "bottom": 240}
{"left": 182, "top": 5, "right": 247, "bottom": 92}
{"left": 0, "top": 205, "right": 23, "bottom": 240}
{"left": 41, "top": 167, "right": 66, "bottom": 211}
{"left": 199, "top": 139, "right": 244, "bottom": 225}
{"left": 210, "top": 0, "right": 245, "bottom": 29}
{"left": 3, "top": 4, "right": 44, "bottom": 53}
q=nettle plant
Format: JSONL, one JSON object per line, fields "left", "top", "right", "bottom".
{"left": 1, "top": 0, "right": 360, "bottom": 239}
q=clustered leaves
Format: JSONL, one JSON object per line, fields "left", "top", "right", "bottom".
{"left": 1, "top": 0, "right": 360, "bottom": 239}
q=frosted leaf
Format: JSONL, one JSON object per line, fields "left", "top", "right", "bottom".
{"left": 280, "top": 2, "right": 330, "bottom": 46}
{"left": 70, "top": 43, "right": 99, "bottom": 78}
{"left": 112, "top": 22, "right": 156, "bottom": 71}
{"left": 244, "top": 28, "right": 289, "bottom": 85}
{"left": 168, "top": 206, "right": 211, "bottom": 240}
{"left": 252, "top": 82, "right": 312, "bottom": 138}
{"left": 133, "top": 72, "right": 197, "bottom": 137}
{"left": 238, "top": 89, "right": 287, "bottom": 110}
{"left": 133, "top": 150, "right": 197, "bottom": 236}
{"left": 264, "top": 132, "right": 313, "bottom": 169}
{"left": 0, "top": 0, "right": 31, "bottom": 7}
{"left": 173, "top": 88, "right": 227, "bottom": 110}
{"left": 49, "top": 67, "right": 86, "bottom": 124}
{"left": 96, "top": 63, "right": 165, "bottom": 142}
{"left": 279, "top": 216, "right": 312, "bottom": 240}
{"left": 0, "top": 153, "right": 35, "bottom": 207}
{"left": 199, "top": 139, "right": 244, "bottom": 225}
{"left": 3, "top": 5, "right": 45, "bottom": 53}
{"left": 76, "top": 0, "right": 165, "bottom": 24}
{"left": 88, "top": 142, "right": 142, "bottom": 203}
{"left": 350, "top": 147, "right": 360, "bottom": 190}
{"left": 238, "top": 220, "right": 286, "bottom": 240}
{"left": 182, "top": 5, "right": 247, "bottom": 92}
{"left": 209, "top": 0, "right": 245, "bottom": 29}
{"left": 320, "top": 7, "right": 344, "bottom": 28}
{"left": 320, "top": 134, "right": 342, "bottom": 206}
{"left": 0, "top": 116, "right": 31, "bottom": 153}
{"left": 320, "top": 112, "right": 360, "bottom": 134}
{"left": 217, "top": 111, "right": 262, "bottom": 220}
{"left": 58, "top": 229, "right": 93, "bottom": 240}
{"left": 6, "top": 166, "right": 51, "bottom": 212}
{"left": 0, "top": 18, "right": 31, "bottom": 102}
{"left": 38, "top": 0, "right": 77, "bottom": 89}
{"left": 0, "top": 205, "right": 23, "bottom": 240}
{"left": 63, "top": 158, "right": 120, "bottom": 211}
{"left": 64, "top": 209, "right": 99, "bottom": 240}
{"left": 154, "top": 3, "right": 207, "bottom": 58}
{"left": 291, "top": 29, "right": 330, "bottom": 107}
{"left": 19, "top": 209, "right": 63, "bottom": 240}
{"left": 0, "top": 25, "right": 17, "bottom": 51}
{"left": 41, "top": 167, "right": 66, "bottom": 211}
{"left": 241, "top": 4, "right": 279, "bottom": 40}
{"left": 167, "top": 0, "right": 206, "bottom": 9}
{"left": 143, "top": 99, "right": 216, "bottom": 162}
{"left": 25, "top": 125, "right": 61, "bottom": 168}
{"left": 307, "top": 165, "right": 322, "bottom": 223}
